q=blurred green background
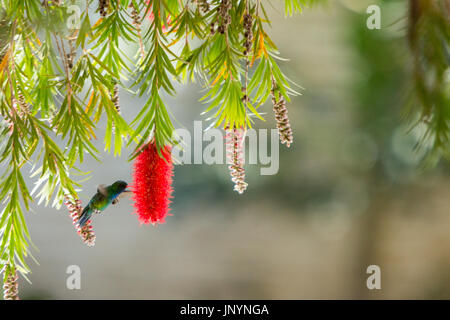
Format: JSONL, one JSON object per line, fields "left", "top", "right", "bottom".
{"left": 19, "top": 0, "right": 450, "bottom": 299}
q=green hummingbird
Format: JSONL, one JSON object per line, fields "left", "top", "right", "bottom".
{"left": 78, "top": 180, "right": 131, "bottom": 227}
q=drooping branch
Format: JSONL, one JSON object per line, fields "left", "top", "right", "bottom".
{"left": 407, "top": 0, "right": 450, "bottom": 162}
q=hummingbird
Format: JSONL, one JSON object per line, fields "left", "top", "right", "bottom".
{"left": 78, "top": 180, "right": 131, "bottom": 227}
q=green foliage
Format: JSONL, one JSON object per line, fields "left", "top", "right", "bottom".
{"left": 284, "top": 0, "right": 326, "bottom": 16}
{"left": 407, "top": 0, "right": 450, "bottom": 164}
{"left": 0, "top": 0, "right": 314, "bottom": 285}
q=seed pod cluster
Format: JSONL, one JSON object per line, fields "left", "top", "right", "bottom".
{"left": 65, "top": 197, "right": 96, "bottom": 247}
{"left": 226, "top": 126, "right": 248, "bottom": 194}
{"left": 67, "top": 37, "right": 75, "bottom": 70}
{"left": 98, "top": 0, "right": 109, "bottom": 17}
{"left": 241, "top": 85, "right": 249, "bottom": 104}
{"left": 17, "top": 92, "right": 30, "bottom": 117}
{"left": 243, "top": 13, "right": 253, "bottom": 55}
{"left": 66, "top": 53, "right": 73, "bottom": 69}
{"left": 129, "top": 3, "right": 140, "bottom": 27}
{"left": 271, "top": 80, "right": 293, "bottom": 147}
{"left": 196, "top": 0, "right": 210, "bottom": 13}
{"left": 2, "top": 268, "right": 19, "bottom": 300}
{"left": 111, "top": 81, "right": 120, "bottom": 134}
{"left": 129, "top": 3, "right": 146, "bottom": 61}
{"left": 112, "top": 82, "right": 120, "bottom": 114}
{"left": 217, "top": 0, "right": 232, "bottom": 34}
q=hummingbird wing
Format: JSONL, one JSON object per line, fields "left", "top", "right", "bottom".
{"left": 97, "top": 184, "right": 108, "bottom": 197}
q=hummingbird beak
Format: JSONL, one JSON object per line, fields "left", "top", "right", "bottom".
{"left": 117, "top": 189, "right": 132, "bottom": 200}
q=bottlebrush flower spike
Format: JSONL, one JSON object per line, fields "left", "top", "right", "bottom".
{"left": 131, "top": 142, "right": 173, "bottom": 225}
{"left": 112, "top": 82, "right": 120, "bottom": 115}
{"left": 129, "top": 2, "right": 145, "bottom": 61}
{"left": 98, "top": 0, "right": 109, "bottom": 18}
{"left": 2, "top": 266, "right": 19, "bottom": 300}
{"left": 111, "top": 81, "right": 120, "bottom": 135}
{"left": 271, "top": 78, "right": 294, "bottom": 147}
{"left": 226, "top": 126, "right": 248, "bottom": 194}
{"left": 64, "top": 197, "right": 96, "bottom": 247}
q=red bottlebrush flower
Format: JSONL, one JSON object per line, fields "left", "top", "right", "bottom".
{"left": 64, "top": 197, "right": 96, "bottom": 247}
{"left": 131, "top": 142, "right": 173, "bottom": 225}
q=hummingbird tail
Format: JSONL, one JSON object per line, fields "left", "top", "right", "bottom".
{"left": 78, "top": 206, "right": 92, "bottom": 227}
